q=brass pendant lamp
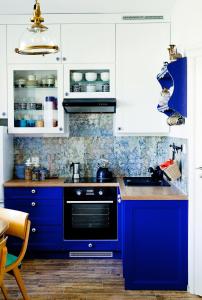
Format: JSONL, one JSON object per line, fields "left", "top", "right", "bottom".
{"left": 15, "top": 0, "right": 59, "bottom": 55}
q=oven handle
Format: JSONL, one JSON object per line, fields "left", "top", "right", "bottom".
{"left": 66, "top": 201, "right": 114, "bottom": 204}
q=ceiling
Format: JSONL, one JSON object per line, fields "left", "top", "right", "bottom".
{"left": 0, "top": 0, "right": 177, "bottom": 15}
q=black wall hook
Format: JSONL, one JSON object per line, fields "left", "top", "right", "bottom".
{"left": 169, "top": 143, "right": 183, "bottom": 160}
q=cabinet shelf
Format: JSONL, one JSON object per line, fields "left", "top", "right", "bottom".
{"left": 157, "top": 57, "right": 187, "bottom": 117}
{"left": 14, "top": 87, "right": 57, "bottom": 89}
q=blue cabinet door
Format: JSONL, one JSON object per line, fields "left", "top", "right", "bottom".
{"left": 4, "top": 187, "right": 63, "bottom": 252}
{"left": 123, "top": 200, "right": 188, "bottom": 290}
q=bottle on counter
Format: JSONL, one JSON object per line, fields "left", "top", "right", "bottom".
{"left": 31, "top": 158, "right": 40, "bottom": 181}
{"left": 25, "top": 159, "right": 32, "bottom": 181}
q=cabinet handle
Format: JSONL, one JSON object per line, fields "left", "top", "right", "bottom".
{"left": 2, "top": 112, "right": 6, "bottom": 117}
{"left": 118, "top": 195, "right": 121, "bottom": 203}
{"left": 88, "top": 243, "right": 93, "bottom": 248}
{"left": 31, "top": 202, "right": 36, "bottom": 207}
{"left": 56, "top": 57, "right": 60, "bottom": 61}
{"left": 31, "top": 189, "right": 36, "bottom": 194}
{"left": 65, "top": 92, "right": 69, "bottom": 96}
{"left": 59, "top": 127, "right": 63, "bottom": 131}
{"left": 62, "top": 57, "right": 67, "bottom": 61}
{"left": 32, "top": 228, "right": 36, "bottom": 233}
{"left": 118, "top": 127, "right": 122, "bottom": 131}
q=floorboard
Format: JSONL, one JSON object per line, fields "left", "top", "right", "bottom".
{"left": 0, "top": 259, "right": 200, "bottom": 300}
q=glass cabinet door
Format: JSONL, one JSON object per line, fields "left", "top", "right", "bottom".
{"left": 64, "top": 64, "right": 115, "bottom": 98}
{"left": 8, "top": 65, "right": 64, "bottom": 134}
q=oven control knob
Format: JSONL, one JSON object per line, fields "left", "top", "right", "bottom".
{"left": 76, "top": 190, "right": 82, "bottom": 196}
{"left": 98, "top": 190, "right": 103, "bottom": 196}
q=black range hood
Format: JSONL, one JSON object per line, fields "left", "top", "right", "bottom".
{"left": 62, "top": 98, "right": 116, "bottom": 113}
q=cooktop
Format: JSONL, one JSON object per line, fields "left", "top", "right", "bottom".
{"left": 64, "top": 177, "right": 117, "bottom": 183}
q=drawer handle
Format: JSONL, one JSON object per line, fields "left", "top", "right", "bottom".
{"left": 31, "top": 189, "right": 36, "bottom": 194}
{"left": 88, "top": 243, "right": 93, "bottom": 248}
{"left": 32, "top": 228, "right": 37, "bottom": 233}
{"left": 31, "top": 202, "right": 36, "bottom": 207}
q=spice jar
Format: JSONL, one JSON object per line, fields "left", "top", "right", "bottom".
{"left": 32, "top": 164, "right": 40, "bottom": 181}
{"left": 25, "top": 159, "right": 32, "bottom": 181}
{"left": 39, "top": 168, "right": 47, "bottom": 181}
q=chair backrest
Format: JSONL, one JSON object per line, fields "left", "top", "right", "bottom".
{"left": 0, "top": 208, "right": 29, "bottom": 240}
{"left": 0, "top": 237, "right": 8, "bottom": 285}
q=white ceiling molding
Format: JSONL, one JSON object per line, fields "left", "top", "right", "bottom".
{"left": 0, "top": 0, "right": 176, "bottom": 15}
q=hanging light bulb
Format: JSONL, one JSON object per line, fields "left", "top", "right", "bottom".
{"left": 15, "top": 0, "right": 59, "bottom": 55}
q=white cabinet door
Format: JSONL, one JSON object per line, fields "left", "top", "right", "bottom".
{"left": 61, "top": 24, "right": 115, "bottom": 63}
{"left": 115, "top": 23, "right": 170, "bottom": 134}
{"left": 7, "top": 25, "right": 61, "bottom": 64}
{"left": 8, "top": 64, "right": 64, "bottom": 134}
{"left": 0, "top": 25, "right": 7, "bottom": 118}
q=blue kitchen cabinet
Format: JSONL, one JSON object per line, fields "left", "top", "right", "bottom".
{"left": 157, "top": 57, "right": 187, "bottom": 117}
{"left": 4, "top": 187, "right": 63, "bottom": 252}
{"left": 123, "top": 200, "right": 188, "bottom": 290}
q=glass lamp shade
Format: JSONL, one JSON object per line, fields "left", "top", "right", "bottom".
{"left": 15, "top": 26, "right": 59, "bottom": 55}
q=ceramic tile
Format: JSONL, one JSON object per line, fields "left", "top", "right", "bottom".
{"left": 13, "top": 115, "right": 187, "bottom": 194}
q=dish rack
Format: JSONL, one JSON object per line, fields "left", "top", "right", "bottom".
{"left": 160, "top": 160, "right": 181, "bottom": 181}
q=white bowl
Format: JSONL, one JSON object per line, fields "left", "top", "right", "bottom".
{"left": 101, "top": 72, "right": 109, "bottom": 81}
{"left": 85, "top": 72, "right": 97, "bottom": 82}
{"left": 28, "top": 74, "right": 36, "bottom": 81}
{"left": 72, "top": 72, "right": 83, "bottom": 82}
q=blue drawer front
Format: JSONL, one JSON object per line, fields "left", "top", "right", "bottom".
{"left": 123, "top": 200, "right": 188, "bottom": 290}
{"left": 4, "top": 187, "right": 62, "bottom": 200}
{"left": 28, "top": 224, "right": 63, "bottom": 250}
{"left": 63, "top": 240, "right": 121, "bottom": 251}
{"left": 5, "top": 197, "right": 62, "bottom": 225}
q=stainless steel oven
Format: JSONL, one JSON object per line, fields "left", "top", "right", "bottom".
{"left": 64, "top": 187, "right": 117, "bottom": 240}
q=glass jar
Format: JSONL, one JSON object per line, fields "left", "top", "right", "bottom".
{"left": 32, "top": 165, "right": 40, "bottom": 181}
{"left": 25, "top": 165, "right": 32, "bottom": 181}
{"left": 86, "top": 84, "right": 96, "bottom": 92}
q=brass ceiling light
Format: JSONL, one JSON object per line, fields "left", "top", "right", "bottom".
{"left": 15, "top": 0, "right": 59, "bottom": 55}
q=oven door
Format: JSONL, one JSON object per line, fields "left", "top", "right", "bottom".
{"left": 64, "top": 199, "right": 117, "bottom": 240}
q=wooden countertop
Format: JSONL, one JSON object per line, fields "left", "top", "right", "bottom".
{"left": 4, "top": 178, "right": 187, "bottom": 200}
{"left": 4, "top": 178, "right": 119, "bottom": 188}
{"left": 118, "top": 178, "right": 187, "bottom": 200}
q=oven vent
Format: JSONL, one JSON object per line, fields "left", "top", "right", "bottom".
{"left": 122, "top": 15, "right": 164, "bottom": 21}
{"left": 69, "top": 251, "right": 113, "bottom": 258}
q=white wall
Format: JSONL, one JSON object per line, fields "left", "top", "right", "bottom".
{"left": 171, "top": 0, "right": 202, "bottom": 50}
{"left": 171, "top": 0, "right": 202, "bottom": 295}
{"left": 169, "top": 0, "right": 202, "bottom": 138}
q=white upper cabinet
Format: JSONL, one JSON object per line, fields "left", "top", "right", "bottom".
{"left": 8, "top": 64, "right": 64, "bottom": 134}
{"left": 115, "top": 23, "right": 170, "bottom": 134}
{"left": 7, "top": 25, "right": 61, "bottom": 64}
{"left": 61, "top": 24, "right": 115, "bottom": 63}
{"left": 0, "top": 25, "right": 7, "bottom": 118}
{"left": 63, "top": 63, "right": 115, "bottom": 98}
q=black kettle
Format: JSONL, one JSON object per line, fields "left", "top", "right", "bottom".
{"left": 96, "top": 160, "right": 113, "bottom": 180}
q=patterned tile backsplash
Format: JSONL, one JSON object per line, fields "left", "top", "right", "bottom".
{"left": 14, "top": 114, "right": 188, "bottom": 194}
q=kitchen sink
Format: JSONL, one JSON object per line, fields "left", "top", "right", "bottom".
{"left": 123, "top": 177, "right": 170, "bottom": 187}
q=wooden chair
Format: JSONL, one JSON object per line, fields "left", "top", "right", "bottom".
{"left": 0, "top": 237, "right": 9, "bottom": 299}
{"left": 0, "top": 208, "right": 31, "bottom": 300}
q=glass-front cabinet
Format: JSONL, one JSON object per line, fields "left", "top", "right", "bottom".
{"left": 63, "top": 64, "right": 115, "bottom": 98}
{"left": 8, "top": 65, "right": 64, "bottom": 134}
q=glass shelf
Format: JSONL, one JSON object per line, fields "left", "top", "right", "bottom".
{"left": 70, "top": 69, "right": 110, "bottom": 93}
{"left": 14, "top": 86, "right": 57, "bottom": 89}
{"left": 13, "top": 69, "right": 59, "bottom": 129}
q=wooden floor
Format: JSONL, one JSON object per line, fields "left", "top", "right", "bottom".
{"left": 1, "top": 259, "right": 201, "bottom": 300}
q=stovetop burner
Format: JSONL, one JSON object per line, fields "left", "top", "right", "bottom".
{"left": 64, "top": 177, "right": 117, "bottom": 183}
